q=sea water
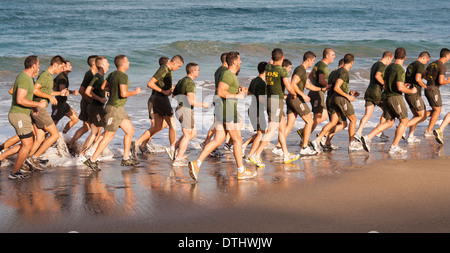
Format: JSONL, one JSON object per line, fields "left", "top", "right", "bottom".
{"left": 0, "top": 0, "right": 449, "bottom": 164}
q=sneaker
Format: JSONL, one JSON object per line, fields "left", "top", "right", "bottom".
{"left": 25, "top": 157, "right": 44, "bottom": 172}
{"left": 188, "top": 161, "right": 200, "bottom": 181}
{"left": 84, "top": 158, "right": 100, "bottom": 171}
{"left": 322, "top": 143, "right": 339, "bottom": 151}
{"left": 348, "top": 141, "right": 363, "bottom": 152}
{"left": 311, "top": 139, "right": 321, "bottom": 153}
{"left": 121, "top": 158, "right": 139, "bottom": 166}
{"left": 248, "top": 154, "right": 265, "bottom": 167}
{"left": 272, "top": 146, "right": 284, "bottom": 156}
{"left": 406, "top": 135, "right": 421, "bottom": 144}
{"left": 200, "top": 142, "right": 206, "bottom": 149}
{"left": 297, "top": 128, "right": 304, "bottom": 139}
{"left": 146, "top": 142, "right": 156, "bottom": 154}
{"left": 433, "top": 129, "right": 444, "bottom": 145}
{"left": 376, "top": 132, "right": 389, "bottom": 139}
{"left": 361, "top": 135, "right": 371, "bottom": 152}
{"left": 319, "top": 136, "right": 327, "bottom": 147}
{"left": 299, "top": 146, "right": 318, "bottom": 156}
{"left": 283, "top": 153, "right": 300, "bottom": 164}
{"left": 172, "top": 158, "right": 188, "bottom": 167}
{"left": 9, "top": 171, "right": 30, "bottom": 180}
{"left": 389, "top": 145, "right": 407, "bottom": 155}
{"left": 354, "top": 133, "right": 362, "bottom": 142}
{"left": 130, "top": 141, "right": 138, "bottom": 159}
{"left": 39, "top": 158, "right": 49, "bottom": 165}
{"left": 19, "top": 163, "right": 33, "bottom": 174}
{"left": 210, "top": 149, "right": 224, "bottom": 157}
{"left": 223, "top": 143, "right": 233, "bottom": 151}
{"left": 237, "top": 168, "right": 257, "bottom": 180}
{"left": 424, "top": 131, "right": 434, "bottom": 138}
{"left": 165, "top": 146, "right": 175, "bottom": 160}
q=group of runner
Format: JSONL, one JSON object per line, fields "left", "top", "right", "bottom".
{"left": 3, "top": 47, "right": 450, "bottom": 180}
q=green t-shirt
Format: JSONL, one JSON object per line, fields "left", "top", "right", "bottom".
{"left": 383, "top": 63, "right": 405, "bottom": 97}
{"left": 33, "top": 70, "right": 53, "bottom": 107}
{"left": 10, "top": 71, "right": 35, "bottom": 114}
{"left": 220, "top": 69, "right": 239, "bottom": 118}
{"left": 81, "top": 70, "right": 94, "bottom": 89}
{"left": 405, "top": 60, "right": 426, "bottom": 97}
{"left": 106, "top": 70, "right": 129, "bottom": 108}
{"left": 173, "top": 76, "right": 196, "bottom": 108}
{"left": 327, "top": 69, "right": 339, "bottom": 98}
{"left": 54, "top": 72, "right": 69, "bottom": 104}
{"left": 426, "top": 60, "right": 446, "bottom": 87}
{"left": 88, "top": 73, "right": 106, "bottom": 106}
{"left": 311, "top": 61, "right": 329, "bottom": 88}
{"left": 364, "top": 61, "right": 387, "bottom": 101}
{"left": 152, "top": 65, "right": 172, "bottom": 93}
{"left": 334, "top": 67, "right": 350, "bottom": 96}
{"left": 292, "top": 65, "right": 307, "bottom": 93}
{"left": 214, "top": 66, "right": 228, "bottom": 94}
{"left": 266, "top": 64, "right": 289, "bottom": 99}
{"left": 248, "top": 76, "right": 266, "bottom": 111}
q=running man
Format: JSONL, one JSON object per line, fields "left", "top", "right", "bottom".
{"left": 361, "top": 47, "right": 417, "bottom": 155}
{"left": 308, "top": 48, "right": 336, "bottom": 133}
{"left": 355, "top": 51, "right": 393, "bottom": 141}
{"left": 248, "top": 48, "right": 300, "bottom": 167}
{"left": 403, "top": 51, "right": 431, "bottom": 143}
{"left": 84, "top": 55, "right": 141, "bottom": 171}
{"left": 51, "top": 60, "right": 80, "bottom": 134}
{"left": 26, "top": 55, "right": 68, "bottom": 171}
{"left": 171, "top": 63, "right": 209, "bottom": 166}
{"left": 131, "top": 55, "right": 184, "bottom": 159}
{"left": 7, "top": 56, "right": 47, "bottom": 179}
{"left": 424, "top": 48, "right": 450, "bottom": 137}
{"left": 68, "top": 55, "right": 98, "bottom": 154}
{"left": 188, "top": 51, "right": 256, "bottom": 180}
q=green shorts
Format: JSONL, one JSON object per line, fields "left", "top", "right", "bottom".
{"left": 267, "top": 97, "right": 285, "bottom": 123}
{"left": 404, "top": 94, "right": 425, "bottom": 112}
{"left": 329, "top": 94, "right": 354, "bottom": 121}
{"left": 104, "top": 105, "right": 130, "bottom": 132}
{"left": 88, "top": 103, "right": 106, "bottom": 127}
{"left": 424, "top": 85, "right": 442, "bottom": 108}
{"left": 286, "top": 94, "right": 310, "bottom": 117}
{"left": 175, "top": 106, "right": 195, "bottom": 130}
{"left": 51, "top": 102, "right": 72, "bottom": 122}
{"left": 8, "top": 112, "right": 33, "bottom": 139}
{"left": 31, "top": 107, "right": 54, "bottom": 129}
{"left": 308, "top": 90, "right": 326, "bottom": 114}
{"left": 383, "top": 96, "right": 408, "bottom": 120}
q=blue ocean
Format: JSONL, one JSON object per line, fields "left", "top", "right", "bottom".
{"left": 0, "top": 0, "right": 449, "bottom": 160}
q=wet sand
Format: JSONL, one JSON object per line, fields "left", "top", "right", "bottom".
{"left": 0, "top": 126, "right": 449, "bottom": 233}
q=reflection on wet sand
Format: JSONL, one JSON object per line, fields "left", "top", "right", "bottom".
{"left": 0, "top": 126, "right": 448, "bottom": 232}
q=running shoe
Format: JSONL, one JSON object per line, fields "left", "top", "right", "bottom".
{"left": 172, "top": 158, "right": 188, "bottom": 167}
{"left": 348, "top": 141, "right": 363, "bottom": 152}
{"left": 210, "top": 149, "right": 224, "bottom": 157}
{"left": 389, "top": 145, "right": 407, "bottom": 155}
{"left": 237, "top": 168, "right": 257, "bottom": 180}
{"left": 223, "top": 143, "right": 233, "bottom": 151}
{"left": 146, "top": 142, "right": 156, "bottom": 154}
{"left": 354, "top": 133, "right": 362, "bottom": 142}
{"left": 361, "top": 135, "right": 371, "bottom": 152}
{"left": 376, "top": 132, "right": 389, "bottom": 139}
{"left": 25, "top": 156, "right": 44, "bottom": 172}
{"left": 188, "top": 161, "right": 200, "bottom": 181}
{"left": 299, "top": 146, "right": 318, "bottom": 156}
{"left": 200, "top": 142, "right": 206, "bottom": 149}
{"left": 272, "top": 146, "right": 284, "bottom": 156}
{"left": 433, "top": 129, "right": 444, "bottom": 145}
{"left": 297, "top": 128, "right": 304, "bottom": 139}
{"left": 406, "top": 135, "right": 421, "bottom": 144}
{"left": 311, "top": 139, "right": 321, "bottom": 153}
{"left": 121, "top": 158, "right": 140, "bottom": 166}
{"left": 19, "top": 163, "right": 33, "bottom": 174}
{"left": 424, "top": 131, "right": 434, "bottom": 138}
{"left": 319, "top": 135, "right": 328, "bottom": 148}
{"left": 248, "top": 154, "right": 265, "bottom": 167}
{"left": 165, "top": 146, "right": 175, "bottom": 160}
{"left": 9, "top": 171, "right": 30, "bottom": 180}
{"left": 84, "top": 158, "right": 99, "bottom": 171}
{"left": 322, "top": 143, "right": 339, "bottom": 151}
{"left": 283, "top": 153, "right": 300, "bottom": 164}
{"left": 130, "top": 141, "right": 138, "bottom": 159}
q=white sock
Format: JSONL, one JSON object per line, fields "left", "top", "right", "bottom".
{"left": 237, "top": 166, "right": 245, "bottom": 173}
{"left": 197, "top": 160, "right": 202, "bottom": 167}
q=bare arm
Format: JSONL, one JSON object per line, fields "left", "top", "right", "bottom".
{"left": 334, "top": 78, "right": 355, "bottom": 102}
{"left": 120, "top": 84, "right": 141, "bottom": 98}
{"left": 187, "top": 92, "right": 208, "bottom": 108}
{"left": 17, "top": 88, "right": 46, "bottom": 108}
{"left": 397, "top": 82, "right": 417, "bottom": 94}
{"left": 34, "top": 82, "right": 58, "bottom": 105}
{"left": 217, "top": 82, "right": 245, "bottom": 100}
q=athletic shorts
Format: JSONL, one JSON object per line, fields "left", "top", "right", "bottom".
{"left": 308, "top": 90, "right": 326, "bottom": 114}
{"left": 248, "top": 108, "right": 267, "bottom": 131}
{"left": 424, "top": 85, "right": 442, "bottom": 108}
{"left": 147, "top": 95, "right": 155, "bottom": 120}
{"left": 88, "top": 103, "right": 106, "bottom": 127}
{"left": 51, "top": 102, "right": 72, "bottom": 122}
{"left": 267, "top": 97, "right": 285, "bottom": 123}
{"left": 31, "top": 107, "right": 54, "bottom": 129}
{"left": 8, "top": 112, "right": 33, "bottom": 139}
{"left": 104, "top": 105, "right": 130, "bottom": 132}
{"left": 286, "top": 94, "right": 310, "bottom": 117}
{"left": 365, "top": 99, "right": 382, "bottom": 107}
{"left": 152, "top": 93, "right": 173, "bottom": 117}
{"left": 79, "top": 98, "right": 91, "bottom": 122}
{"left": 175, "top": 106, "right": 195, "bottom": 130}
{"left": 329, "top": 95, "right": 355, "bottom": 121}
{"left": 404, "top": 94, "right": 425, "bottom": 112}
{"left": 383, "top": 96, "right": 408, "bottom": 121}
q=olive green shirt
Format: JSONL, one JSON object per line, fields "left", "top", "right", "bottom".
{"left": 405, "top": 60, "right": 426, "bottom": 97}
{"left": 88, "top": 73, "right": 106, "bottom": 106}
{"left": 173, "top": 76, "right": 196, "bottom": 109}
{"left": 311, "top": 61, "right": 329, "bottom": 88}
{"left": 152, "top": 64, "right": 172, "bottom": 93}
{"left": 33, "top": 70, "right": 53, "bottom": 107}
{"left": 106, "top": 70, "right": 129, "bottom": 108}
{"left": 266, "top": 64, "right": 289, "bottom": 99}
{"left": 364, "top": 61, "right": 387, "bottom": 101}
{"left": 220, "top": 69, "right": 239, "bottom": 118}
{"left": 383, "top": 63, "right": 405, "bottom": 97}
{"left": 334, "top": 67, "right": 350, "bottom": 97}
{"left": 214, "top": 66, "right": 228, "bottom": 94}
{"left": 10, "top": 71, "right": 35, "bottom": 114}
{"left": 248, "top": 76, "right": 266, "bottom": 111}
{"left": 426, "top": 60, "right": 446, "bottom": 87}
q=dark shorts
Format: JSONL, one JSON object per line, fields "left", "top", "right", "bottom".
{"left": 79, "top": 98, "right": 91, "bottom": 122}
{"left": 104, "top": 105, "right": 130, "bottom": 132}
{"left": 31, "top": 107, "right": 54, "bottom": 129}
{"left": 286, "top": 94, "right": 310, "bottom": 117}
{"left": 329, "top": 95, "right": 355, "bottom": 121}
{"left": 405, "top": 94, "right": 425, "bottom": 112}
{"left": 88, "top": 104, "right": 106, "bottom": 127}
{"left": 175, "top": 106, "right": 195, "bottom": 130}
{"left": 383, "top": 96, "right": 408, "bottom": 121}
{"left": 51, "top": 102, "right": 72, "bottom": 122}
{"left": 248, "top": 107, "right": 267, "bottom": 132}
{"left": 308, "top": 90, "right": 326, "bottom": 114}
{"left": 148, "top": 95, "right": 155, "bottom": 120}
{"left": 424, "top": 86, "right": 442, "bottom": 107}
{"left": 9, "top": 112, "right": 33, "bottom": 139}
{"left": 152, "top": 93, "right": 173, "bottom": 117}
